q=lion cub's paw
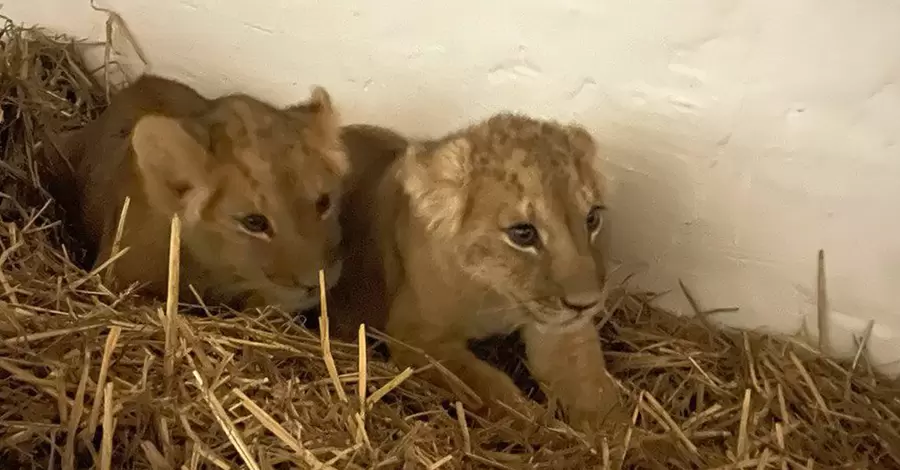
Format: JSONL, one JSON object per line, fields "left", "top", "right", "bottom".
{"left": 567, "top": 397, "right": 632, "bottom": 446}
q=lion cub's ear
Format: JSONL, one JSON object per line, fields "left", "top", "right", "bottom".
{"left": 287, "top": 86, "right": 349, "bottom": 178}
{"left": 131, "top": 114, "right": 215, "bottom": 223}
{"left": 564, "top": 123, "right": 610, "bottom": 196}
{"left": 308, "top": 86, "right": 334, "bottom": 114}
{"left": 286, "top": 85, "right": 339, "bottom": 136}
{"left": 399, "top": 137, "right": 472, "bottom": 238}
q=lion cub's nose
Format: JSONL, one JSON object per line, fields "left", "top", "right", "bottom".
{"left": 561, "top": 292, "right": 602, "bottom": 312}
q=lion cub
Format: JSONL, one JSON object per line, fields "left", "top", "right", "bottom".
{"left": 333, "top": 115, "right": 624, "bottom": 433}
{"left": 43, "top": 75, "right": 347, "bottom": 312}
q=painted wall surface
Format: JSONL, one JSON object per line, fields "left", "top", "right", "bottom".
{"left": 5, "top": 0, "right": 900, "bottom": 374}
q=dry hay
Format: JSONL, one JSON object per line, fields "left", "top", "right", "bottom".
{"left": 0, "top": 19, "right": 898, "bottom": 470}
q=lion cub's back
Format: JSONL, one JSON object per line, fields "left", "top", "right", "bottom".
{"left": 78, "top": 75, "right": 210, "bottom": 171}
{"left": 323, "top": 124, "right": 409, "bottom": 340}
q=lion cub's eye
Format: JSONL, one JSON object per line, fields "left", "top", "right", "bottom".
{"left": 238, "top": 214, "right": 271, "bottom": 234}
{"left": 315, "top": 194, "right": 331, "bottom": 217}
{"left": 505, "top": 223, "right": 541, "bottom": 248}
{"left": 586, "top": 205, "right": 605, "bottom": 233}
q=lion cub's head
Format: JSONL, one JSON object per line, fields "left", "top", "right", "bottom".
{"left": 400, "top": 113, "right": 609, "bottom": 328}
{"left": 130, "top": 87, "right": 348, "bottom": 311}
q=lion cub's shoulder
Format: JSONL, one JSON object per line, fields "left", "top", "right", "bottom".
{"left": 321, "top": 124, "right": 410, "bottom": 338}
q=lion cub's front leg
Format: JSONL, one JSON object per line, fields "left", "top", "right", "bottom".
{"left": 386, "top": 287, "right": 540, "bottom": 423}
{"left": 522, "top": 320, "right": 627, "bottom": 435}
{"left": 389, "top": 339, "right": 535, "bottom": 418}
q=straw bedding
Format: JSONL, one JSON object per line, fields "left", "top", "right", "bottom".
{"left": 0, "top": 19, "right": 898, "bottom": 470}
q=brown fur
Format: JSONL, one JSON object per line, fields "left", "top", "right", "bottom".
{"left": 40, "top": 74, "right": 349, "bottom": 311}
{"left": 332, "top": 114, "right": 626, "bottom": 434}
{"left": 325, "top": 124, "right": 409, "bottom": 339}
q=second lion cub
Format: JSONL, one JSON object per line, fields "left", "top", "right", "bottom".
{"left": 42, "top": 75, "right": 347, "bottom": 312}
{"left": 334, "top": 114, "right": 625, "bottom": 433}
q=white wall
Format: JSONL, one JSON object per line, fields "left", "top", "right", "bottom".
{"left": 6, "top": 0, "right": 900, "bottom": 374}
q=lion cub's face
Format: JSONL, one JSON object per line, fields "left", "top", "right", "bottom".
{"left": 130, "top": 87, "right": 348, "bottom": 311}
{"left": 402, "top": 113, "right": 609, "bottom": 328}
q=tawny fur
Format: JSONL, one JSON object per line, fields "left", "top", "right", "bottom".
{"left": 39, "top": 74, "right": 348, "bottom": 312}
{"left": 331, "top": 115, "right": 626, "bottom": 434}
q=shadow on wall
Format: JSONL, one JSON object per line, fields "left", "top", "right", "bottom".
{"left": 584, "top": 111, "right": 900, "bottom": 377}
{"left": 589, "top": 115, "right": 711, "bottom": 312}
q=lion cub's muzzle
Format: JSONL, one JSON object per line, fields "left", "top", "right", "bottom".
{"left": 262, "top": 259, "right": 344, "bottom": 311}
{"left": 533, "top": 289, "right": 606, "bottom": 332}
{"left": 564, "top": 287, "right": 608, "bottom": 318}
{"left": 561, "top": 292, "right": 602, "bottom": 313}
